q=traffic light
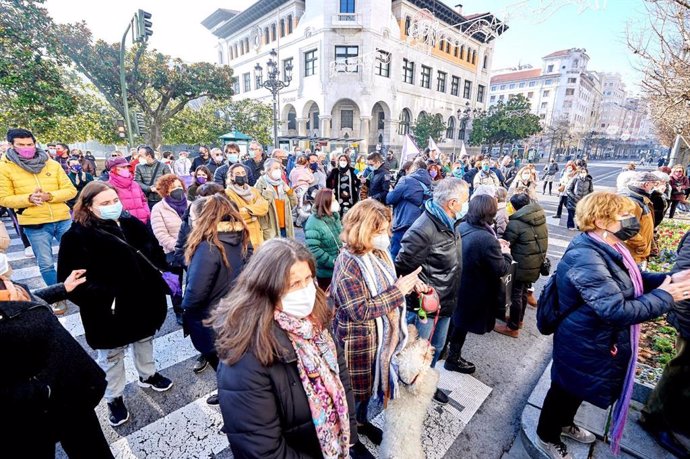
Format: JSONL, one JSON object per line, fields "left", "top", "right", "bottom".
{"left": 135, "top": 10, "right": 153, "bottom": 42}
{"left": 134, "top": 112, "right": 147, "bottom": 137}
{"left": 116, "top": 120, "right": 126, "bottom": 138}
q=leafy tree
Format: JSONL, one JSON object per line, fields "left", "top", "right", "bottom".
{"left": 412, "top": 113, "right": 446, "bottom": 149}
{"left": 218, "top": 99, "right": 274, "bottom": 146}
{"left": 0, "top": 0, "right": 79, "bottom": 133}
{"left": 469, "top": 95, "right": 542, "bottom": 150}
{"left": 54, "top": 21, "right": 235, "bottom": 148}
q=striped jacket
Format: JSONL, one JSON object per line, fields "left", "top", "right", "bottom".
{"left": 329, "top": 250, "right": 404, "bottom": 402}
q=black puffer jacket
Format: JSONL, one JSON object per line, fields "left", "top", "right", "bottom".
{"left": 669, "top": 231, "right": 690, "bottom": 339}
{"left": 502, "top": 202, "right": 549, "bottom": 283}
{"left": 395, "top": 209, "right": 462, "bottom": 317}
{"left": 453, "top": 222, "right": 512, "bottom": 334}
{"left": 181, "top": 225, "right": 251, "bottom": 354}
{"left": 367, "top": 165, "right": 392, "bottom": 204}
{"left": 218, "top": 324, "right": 357, "bottom": 458}
{"left": 566, "top": 175, "right": 593, "bottom": 210}
{"left": 0, "top": 284, "right": 106, "bottom": 437}
{"left": 58, "top": 216, "right": 169, "bottom": 349}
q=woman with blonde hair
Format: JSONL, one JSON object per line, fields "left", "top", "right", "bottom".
{"left": 330, "top": 198, "right": 422, "bottom": 445}
{"left": 182, "top": 194, "right": 251, "bottom": 404}
{"left": 509, "top": 165, "right": 539, "bottom": 200}
{"left": 209, "top": 238, "right": 367, "bottom": 458}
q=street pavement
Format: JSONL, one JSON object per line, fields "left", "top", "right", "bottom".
{"left": 6, "top": 159, "right": 635, "bottom": 459}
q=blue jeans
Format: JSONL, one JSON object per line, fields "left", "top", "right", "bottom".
{"left": 23, "top": 219, "right": 72, "bottom": 286}
{"left": 566, "top": 208, "right": 576, "bottom": 229}
{"left": 406, "top": 311, "right": 451, "bottom": 367}
{"left": 390, "top": 228, "right": 407, "bottom": 260}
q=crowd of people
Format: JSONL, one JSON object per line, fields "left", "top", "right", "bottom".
{"left": 2, "top": 127, "right": 690, "bottom": 459}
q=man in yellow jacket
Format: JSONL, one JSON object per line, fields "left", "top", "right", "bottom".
{"left": 225, "top": 163, "right": 269, "bottom": 249}
{"left": 0, "top": 129, "right": 76, "bottom": 304}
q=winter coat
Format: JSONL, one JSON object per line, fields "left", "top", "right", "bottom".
{"left": 621, "top": 187, "right": 655, "bottom": 263}
{"left": 304, "top": 213, "right": 343, "bottom": 279}
{"left": 288, "top": 165, "right": 315, "bottom": 190}
{"left": 244, "top": 157, "right": 264, "bottom": 186}
{"left": 151, "top": 199, "right": 186, "bottom": 254}
{"left": 453, "top": 222, "right": 513, "bottom": 334}
{"left": 173, "top": 157, "right": 191, "bottom": 177}
{"left": 0, "top": 284, "right": 106, "bottom": 438}
{"left": 170, "top": 207, "right": 192, "bottom": 269}
{"left": 473, "top": 170, "right": 500, "bottom": 189}
{"left": 566, "top": 175, "right": 594, "bottom": 211}
{"left": 0, "top": 153, "right": 77, "bottom": 225}
{"left": 495, "top": 203, "right": 508, "bottom": 237}
{"left": 552, "top": 233, "right": 673, "bottom": 408}
{"left": 502, "top": 202, "right": 549, "bottom": 283}
{"left": 218, "top": 324, "right": 357, "bottom": 458}
{"left": 205, "top": 159, "right": 226, "bottom": 176}
{"left": 395, "top": 209, "right": 462, "bottom": 317}
{"left": 464, "top": 168, "right": 479, "bottom": 190}
{"left": 81, "top": 156, "right": 97, "bottom": 175}
{"left": 191, "top": 155, "right": 209, "bottom": 172}
{"left": 670, "top": 175, "right": 690, "bottom": 201}
{"left": 386, "top": 169, "right": 432, "bottom": 232}
{"left": 330, "top": 250, "right": 405, "bottom": 401}
{"left": 543, "top": 162, "right": 559, "bottom": 177}
{"left": 326, "top": 167, "right": 361, "bottom": 209}
{"left": 182, "top": 225, "right": 250, "bottom": 355}
{"left": 66, "top": 171, "right": 94, "bottom": 208}
{"left": 650, "top": 190, "right": 668, "bottom": 228}
{"left": 57, "top": 216, "right": 168, "bottom": 350}
{"left": 501, "top": 166, "right": 517, "bottom": 188}
{"left": 254, "top": 175, "right": 298, "bottom": 240}
{"left": 368, "top": 166, "right": 392, "bottom": 204}
{"left": 668, "top": 231, "right": 690, "bottom": 339}
{"left": 108, "top": 174, "right": 151, "bottom": 224}
{"left": 134, "top": 160, "right": 172, "bottom": 204}
{"left": 225, "top": 187, "right": 269, "bottom": 249}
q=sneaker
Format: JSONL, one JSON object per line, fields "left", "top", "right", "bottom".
{"left": 552, "top": 215, "right": 561, "bottom": 219}
{"left": 193, "top": 355, "right": 208, "bottom": 374}
{"left": 494, "top": 323, "right": 519, "bottom": 338}
{"left": 568, "top": 227, "right": 578, "bottom": 232}
{"left": 561, "top": 424, "right": 595, "bottom": 444}
{"left": 433, "top": 388, "right": 449, "bottom": 405}
{"left": 51, "top": 300, "right": 67, "bottom": 316}
{"left": 107, "top": 397, "right": 130, "bottom": 427}
{"left": 24, "top": 246, "right": 34, "bottom": 258}
{"left": 536, "top": 437, "right": 572, "bottom": 459}
{"left": 206, "top": 393, "right": 219, "bottom": 405}
{"left": 138, "top": 373, "right": 173, "bottom": 392}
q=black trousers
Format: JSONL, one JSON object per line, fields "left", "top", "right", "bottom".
{"left": 508, "top": 281, "right": 529, "bottom": 330}
{"left": 555, "top": 196, "right": 567, "bottom": 218}
{"left": 25, "top": 407, "right": 113, "bottom": 459}
{"left": 537, "top": 381, "right": 583, "bottom": 443}
{"left": 669, "top": 200, "right": 682, "bottom": 218}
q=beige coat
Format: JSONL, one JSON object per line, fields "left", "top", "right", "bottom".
{"left": 254, "top": 175, "right": 298, "bottom": 240}
{"left": 150, "top": 200, "right": 185, "bottom": 254}
{"left": 225, "top": 187, "right": 269, "bottom": 249}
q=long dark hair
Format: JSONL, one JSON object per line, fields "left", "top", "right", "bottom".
{"left": 209, "top": 238, "right": 330, "bottom": 366}
{"left": 73, "top": 181, "right": 118, "bottom": 227}
{"left": 466, "top": 194, "right": 497, "bottom": 226}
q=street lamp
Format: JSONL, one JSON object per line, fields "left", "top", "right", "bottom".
{"left": 256, "top": 49, "right": 293, "bottom": 148}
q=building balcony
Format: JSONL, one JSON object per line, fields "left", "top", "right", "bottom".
{"left": 331, "top": 13, "right": 363, "bottom": 29}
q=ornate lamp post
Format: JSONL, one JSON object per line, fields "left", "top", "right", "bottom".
{"left": 255, "top": 49, "right": 292, "bottom": 148}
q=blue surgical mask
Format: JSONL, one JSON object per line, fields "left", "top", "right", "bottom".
{"left": 97, "top": 202, "right": 123, "bottom": 220}
{"left": 482, "top": 165, "right": 490, "bottom": 172}
{"left": 227, "top": 153, "right": 239, "bottom": 163}
{"left": 452, "top": 168, "right": 463, "bottom": 179}
{"left": 456, "top": 201, "right": 469, "bottom": 220}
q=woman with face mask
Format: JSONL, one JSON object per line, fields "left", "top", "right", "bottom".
{"left": 668, "top": 166, "right": 690, "bottom": 218}
{"left": 565, "top": 167, "right": 594, "bottom": 231}
{"left": 187, "top": 166, "right": 212, "bottom": 201}
{"left": 472, "top": 160, "right": 501, "bottom": 189}
{"left": 209, "top": 238, "right": 370, "bottom": 458}
{"left": 182, "top": 195, "right": 251, "bottom": 405}
{"left": 254, "top": 159, "right": 298, "bottom": 240}
{"left": 57, "top": 181, "right": 172, "bottom": 428}
{"left": 225, "top": 163, "right": 269, "bottom": 249}
{"left": 326, "top": 154, "right": 361, "bottom": 216}
{"left": 106, "top": 157, "right": 150, "bottom": 224}
{"left": 508, "top": 165, "right": 539, "bottom": 201}
{"left": 427, "top": 163, "right": 444, "bottom": 185}
{"left": 304, "top": 189, "right": 344, "bottom": 290}
{"left": 66, "top": 156, "right": 94, "bottom": 209}
{"left": 535, "top": 191, "right": 690, "bottom": 459}
{"left": 330, "top": 199, "right": 422, "bottom": 446}
{"left": 553, "top": 161, "right": 578, "bottom": 220}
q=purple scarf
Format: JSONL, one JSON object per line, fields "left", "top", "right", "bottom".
{"left": 588, "top": 232, "right": 642, "bottom": 454}
{"left": 164, "top": 196, "right": 188, "bottom": 218}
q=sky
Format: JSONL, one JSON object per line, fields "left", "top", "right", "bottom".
{"left": 45, "top": 0, "right": 648, "bottom": 92}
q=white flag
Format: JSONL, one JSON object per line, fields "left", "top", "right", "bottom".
{"left": 428, "top": 136, "right": 440, "bottom": 152}
{"left": 459, "top": 141, "right": 468, "bottom": 158}
{"left": 401, "top": 134, "right": 420, "bottom": 162}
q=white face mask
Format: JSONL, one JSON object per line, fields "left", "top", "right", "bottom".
{"left": 339, "top": 160, "right": 348, "bottom": 168}
{"left": 280, "top": 281, "right": 317, "bottom": 319}
{"left": 372, "top": 233, "right": 390, "bottom": 251}
{"left": 269, "top": 169, "right": 282, "bottom": 181}
{"left": 331, "top": 200, "right": 341, "bottom": 213}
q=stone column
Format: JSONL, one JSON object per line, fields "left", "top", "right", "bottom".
{"left": 360, "top": 116, "right": 372, "bottom": 154}
{"left": 319, "top": 115, "right": 332, "bottom": 140}
{"left": 296, "top": 117, "right": 308, "bottom": 150}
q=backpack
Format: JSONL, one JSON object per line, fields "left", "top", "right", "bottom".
{"left": 536, "top": 269, "right": 562, "bottom": 335}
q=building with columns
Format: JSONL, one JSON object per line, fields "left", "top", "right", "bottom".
{"left": 202, "top": 0, "right": 506, "bottom": 154}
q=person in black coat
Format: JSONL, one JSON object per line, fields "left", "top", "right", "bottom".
{"left": 326, "top": 154, "right": 361, "bottom": 216}
{"left": 208, "top": 238, "right": 371, "bottom": 459}
{"left": 0, "top": 261, "right": 113, "bottom": 458}
{"left": 365, "top": 152, "right": 392, "bottom": 204}
{"left": 445, "top": 195, "right": 513, "bottom": 375}
{"left": 536, "top": 191, "right": 690, "bottom": 459}
{"left": 57, "top": 181, "right": 173, "bottom": 428}
{"left": 565, "top": 167, "right": 593, "bottom": 230}
{"left": 181, "top": 195, "right": 252, "bottom": 404}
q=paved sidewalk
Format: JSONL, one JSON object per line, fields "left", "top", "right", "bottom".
{"left": 513, "top": 362, "right": 680, "bottom": 459}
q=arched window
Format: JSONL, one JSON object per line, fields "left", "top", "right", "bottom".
{"left": 446, "top": 117, "right": 456, "bottom": 139}
{"left": 287, "top": 111, "right": 297, "bottom": 130}
{"left": 399, "top": 109, "right": 411, "bottom": 135}
{"left": 404, "top": 16, "right": 411, "bottom": 35}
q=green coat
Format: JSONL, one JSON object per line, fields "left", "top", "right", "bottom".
{"left": 502, "top": 202, "right": 549, "bottom": 283}
{"left": 304, "top": 213, "right": 343, "bottom": 279}
{"left": 254, "top": 175, "right": 298, "bottom": 240}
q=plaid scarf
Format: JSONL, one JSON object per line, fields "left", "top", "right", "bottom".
{"left": 274, "top": 311, "right": 350, "bottom": 458}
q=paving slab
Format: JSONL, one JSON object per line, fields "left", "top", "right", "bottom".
{"left": 527, "top": 361, "right": 552, "bottom": 409}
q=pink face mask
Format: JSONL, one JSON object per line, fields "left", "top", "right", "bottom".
{"left": 15, "top": 146, "right": 36, "bottom": 158}
{"left": 116, "top": 168, "right": 131, "bottom": 178}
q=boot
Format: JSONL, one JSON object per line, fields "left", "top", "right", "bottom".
{"left": 526, "top": 291, "right": 537, "bottom": 307}
{"left": 443, "top": 343, "right": 476, "bottom": 374}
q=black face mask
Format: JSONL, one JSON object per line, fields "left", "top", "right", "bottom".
{"left": 170, "top": 188, "right": 185, "bottom": 201}
{"left": 613, "top": 216, "right": 640, "bottom": 241}
{"left": 234, "top": 176, "right": 246, "bottom": 186}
